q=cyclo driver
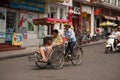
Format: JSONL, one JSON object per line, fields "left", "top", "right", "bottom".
{"left": 64, "top": 24, "right": 77, "bottom": 57}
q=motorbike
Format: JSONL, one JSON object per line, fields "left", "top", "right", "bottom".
{"left": 105, "top": 34, "right": 120, "bottom": 53}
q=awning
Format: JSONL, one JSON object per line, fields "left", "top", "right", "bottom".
{"left": 100, "top": 21, "right": 117, "bottom": 26}
{"left": 103, "top": 15, "right": 116, "bottom": 20}
{"left": 33, "top": 18, "right": 69, "bottom": 25}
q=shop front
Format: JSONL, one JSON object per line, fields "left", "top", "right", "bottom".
{"left": 97, "top": 7, "right": 120, "bottom": 38}
{"left": 0, "top": 0, "right": 47, "bottom": 47}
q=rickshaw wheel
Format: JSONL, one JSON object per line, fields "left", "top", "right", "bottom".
{"left": 34, "top": 52, "right": 48, "bottom": 68}
{"left": 35, "top": 62, "right": 48, "bottom": 69}
{"left": 50, "top": 48, "right": 65, "bottom": 69}
{"left": 71, "top": 46, "right": 83, "bottom": 66}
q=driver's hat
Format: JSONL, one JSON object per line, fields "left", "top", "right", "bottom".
{"left": 64, "top": 24, "right": 71, "bottom": 27}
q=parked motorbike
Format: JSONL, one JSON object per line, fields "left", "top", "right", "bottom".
{"left": 90, "top": 34, "right": 99, "bottom": 41}
{"left": 105, "top": 34, "right": 120, "bottom": 53}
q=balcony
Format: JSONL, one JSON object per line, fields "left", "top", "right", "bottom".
{"left": 91, "top": 0, "right": 120, "bottom": 11}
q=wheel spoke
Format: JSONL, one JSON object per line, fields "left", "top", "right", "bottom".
{"left": 50, "top": 50, "right": 64, "bottom": 69}
{"left": 71, "top": 47, "right": 83, "bottom": 66}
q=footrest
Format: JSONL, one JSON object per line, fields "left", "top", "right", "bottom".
{"left": 28, "top": 55, "right": 41, "bottom": 62}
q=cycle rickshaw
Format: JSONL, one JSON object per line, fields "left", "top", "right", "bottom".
{"left": 28, "top": 18, "right": 83, "bottom": 69}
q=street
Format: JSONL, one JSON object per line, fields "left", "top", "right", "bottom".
{"left": 0, "top": 43, "right": 120, "bottom": 80}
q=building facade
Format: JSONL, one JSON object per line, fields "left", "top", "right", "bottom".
{"left": 92, "top": 0, "right": 120, "bottom": 37}
{"left": 0, "top": 0, "right": 71, "bottom": 47}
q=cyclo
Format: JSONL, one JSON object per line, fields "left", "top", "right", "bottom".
{"left": 28, "top": 18, "right": 83, "bottom": 69}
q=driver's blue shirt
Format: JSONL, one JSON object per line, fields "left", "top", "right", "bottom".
{"left": 64, "top": 28, "right": 76, "bottom": 42}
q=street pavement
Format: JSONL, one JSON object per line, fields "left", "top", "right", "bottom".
{"left": 0, "top": 43, "right": 120, "bottom": 80}
{"left": 0, "top": 39, "right": 106, "bottom": 60}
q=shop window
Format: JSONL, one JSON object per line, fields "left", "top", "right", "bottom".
{"left": 6, "top": 12, "right": 16, "bottom": 33}
{"left": 111, "top": 0, "right": 116, "bottom": 5}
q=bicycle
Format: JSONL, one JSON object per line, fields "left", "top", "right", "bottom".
{"left": 28, "top": 41, "right": 83, "bottom": 69}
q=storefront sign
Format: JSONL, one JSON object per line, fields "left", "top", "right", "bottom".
{"left": 12, "top": 33, "right": 22, "bottom": 46}
{"left": 82, "top": 6, "right": 92, "bottom": 14}
{"left": 82, "top": 12, "right": 87, "bottom": 17}
{"left": 10, "top": 0, "right": 45, "bottom": 13}
{"left": 19, "top": 12, "right": 38, "bottom": 39}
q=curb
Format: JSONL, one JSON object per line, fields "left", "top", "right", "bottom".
{"left": 82, "top": 41, "right": 106, "bottom": 47}
{"left": 0, "top": 41, "right": 106, "bottom": 60}
{"left": 0, "top": 52, "right": 34, "bottom": 61}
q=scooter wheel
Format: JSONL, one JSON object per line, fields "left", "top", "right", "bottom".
{"left": 105, "top": 47, "right": 110, "bottom": 54}
{"left": 117, "top": 47, "right": 120, "bottom": 53}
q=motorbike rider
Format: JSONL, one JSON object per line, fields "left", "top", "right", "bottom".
{"left": 111, "top": 26, "right": 120, "bottom": 48}
{"left": 117, "top": 26, "right": 120, "bottom": 41}
{"left": 111, "top": 27, "right": 120, "bottom": 38}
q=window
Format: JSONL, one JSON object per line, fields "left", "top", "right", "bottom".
{"left": 100, "top": 0, "right": 105, "bottom": 2}
{"left": 115, "top": 0, "right": 118, "bottom": 6}
{"left": 118, "top": 0, "right": 120, "bottom": 7}
{"left": 111, "top": 0, "right": 116, "bottom": 5}
{"left": 60, "top": 8, "right": 63, "bottom": 19}
{"left": 104, "top": 0, "right": 109, "bottom": 3}
{"left": 50, "top": 7, "right": 57, "bottom": 18}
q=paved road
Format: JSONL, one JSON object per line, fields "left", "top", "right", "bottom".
{"left": 0, "top": 44, "right": 120, "bottom": 80}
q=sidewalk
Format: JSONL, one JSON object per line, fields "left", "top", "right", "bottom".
{"left": 0, "top": 39, "right": 106, "bottom": 60}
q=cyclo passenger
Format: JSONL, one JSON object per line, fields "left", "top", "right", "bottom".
{"left": 64, "top": 24, "right": 77, "bottom": 57}
{"left": 36, "top": 29, "right": 63, "bottom": 62}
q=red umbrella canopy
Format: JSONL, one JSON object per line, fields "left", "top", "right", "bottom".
{"left": 33, "top": 18, "right": 69, "bottom": 25}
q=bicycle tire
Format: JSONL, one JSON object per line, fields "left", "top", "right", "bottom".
{"left": 35, "top": 61, "right": 48, "bottom": 68}
{"left": 71, "top": 46, "right": 83, "bottom": 66}
{"left": 50, "top": 48, "right": 65, "bottom": 69}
